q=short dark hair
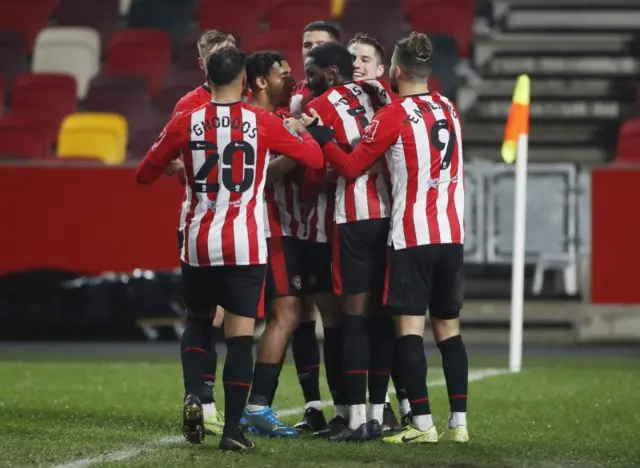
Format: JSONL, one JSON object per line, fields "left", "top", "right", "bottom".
{"left": 347, "top": 32, "right": 385, "bottom": 62}
{"left": 246, "top": 51, "right": 287, "bottom": 91}
{"left": 394, "top": 32, "right": 433, "bottom": 80}
{"left": 197, "top": 29, "right": 234, "bottom": 58}
{"left": 303, "top": 21, "right": 340, "bottom": 42}
{"left": 307, "top": 42, "right": 353, "bottom": 80}
{"left": 206, "top": 47, "right": 246, "bottom": 86}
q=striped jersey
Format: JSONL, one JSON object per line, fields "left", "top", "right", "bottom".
{"left": 136, "top": 101, "right": 324, "bottom": 266}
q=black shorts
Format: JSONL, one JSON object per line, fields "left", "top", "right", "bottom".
{"left": 332, "top": 218, "right": 389, "bottom": 295}
{"left": 181, "top": 263, "right": 266, "bottom": 319}
{"left": 265, "top": 236, "right": 307, "bottom": 301}
{"left": 303, "top": 241, "right": 333, "bottom": 295}
{"left": 383, "top": 243, "right": 464, "bottom": 319}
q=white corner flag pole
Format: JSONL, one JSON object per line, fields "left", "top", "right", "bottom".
{"left": 508, "top": 133, "right": 529, "bottom": 373}
{"left": 501, "top": 74, "right": 530, "bottom": 373}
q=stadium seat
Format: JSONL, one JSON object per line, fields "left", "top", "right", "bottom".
{"left": 128, "top": 0, "right": 194, "bottom": 52}
{"left": 331, "top": 0, "right": 345, "bottom": 17}
{"left": 32, "top": 27, "right": 101, "bottom": 99}
{"left": 198, "top": 2, "right": 261, "bottom": 49}
{"left": 11, "top": 73, "right": 77, "bottom": 142}
{"left": 249, "top": 30, "right": 303, "bottom": 78}
{"left": 0, "top": 1, "right": 52, "bottom": 52}
{"left": 0, "top": 76, "right": 4, "bottom": 112}
{"left": 57, "top": 113, "right": 128, "bottom": 165}
{"left": 105, "top": 29, "right": 172, "bottom": 96}
{"left": 128, "top": 112, "right": 168, "bottom": 160}
{"left": 83, "top": 74, "right": 151, "bottom": 117}
{"left": 403, "top": 0, "right": 476, "bottom": 58}
{"left": 120, "top": 0, "right": 133, "bottom": 15}
{"left": 266, "top": 0, "right": 331, "bottom": 30}
{"left": 0, "top": 30, "right": 28, "bottom": 99}
{"left": 155, "top": 70, "right": 204, "bottom": 117}
{"left": 339, "top": 0, "right": 406, "bottom": 67}
{"left": 0, "top": 115, "right": 50, "bottom": 160}
{"left": 53, "top": 0, "right": 120, "bottom": 45}
{"left": 615, "top": 118, "right": 640, "bottom": 164}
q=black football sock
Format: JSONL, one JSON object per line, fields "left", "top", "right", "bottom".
{"left": 367, "top": 314, "right": 392, "bottom": 405}
{"left": 267, "top": 353, "right": 286, "bottom": 407}
{"left": 437, "top": 334, "right": 469, "bottom": 413}
{"left": 180, "top": 316, "right": 210, "bottom": 401}
{"left": 248, "top": 362, "right": 281, "bottom": 407}
{"left": 323, "top": 326, "right": 347, "bottom": 407}
{"left": 342, "top": 314, "right": 369, "bottom": 407}
{"left": 222, "top": 335, "right": 253, "bottom": 438}
{"left": 201, "top": 326, "right": 219, "bottom": 404}
{"left": 292, "top": 321, "right": 322, "bottom": 403}
{"left": 395, "top": 335, "right": 430, "bottom": 416}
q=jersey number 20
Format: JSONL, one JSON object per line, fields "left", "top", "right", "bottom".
{"left": 189, "top": 140, "right": 255, "bottom": 193}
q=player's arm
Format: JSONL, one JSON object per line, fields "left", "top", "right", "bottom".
{"left": 264, "top": 114, "right": 326, "bottom": 170}
{"left": 320, "top": 107, "right": 399, "bottom": 180}
{"left": 265, "top": 155, "right": 298, "bottom": 185}
{"left": 136, "top": 120, "right": 184, "bottom": 184}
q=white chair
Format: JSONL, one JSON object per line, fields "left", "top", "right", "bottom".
{"left": 32, "top": 27, "right": 101, "bottom": 99}
{"left": 120, "top": 0, "right": 133, "bottom": 15}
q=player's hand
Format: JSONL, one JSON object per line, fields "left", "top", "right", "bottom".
{"left": 212, "top": 306, "right": 224, "bottom": 327}
{"left": 283, "top": 117, "right": 306, "bottom": 134}
{"left": 326, "top": 166, "right": 338, "bottom": 182}
{"left": 301, "top": 109, "right": 323, "bottom": 127}
{"left": 165, "top": 159, "right": 184, "bottom": 177}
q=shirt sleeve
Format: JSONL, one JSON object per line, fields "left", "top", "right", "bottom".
{"left": 322, "top": 106, "right": 399, "bottom": 180}
{"left": 263, "top": 113, "right": 324, "bottom": 170}
{"left": 136, "top": 118, "right": 184, "bottom": 184}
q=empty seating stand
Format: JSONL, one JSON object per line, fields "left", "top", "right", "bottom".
{"left": 32, "top": 27, "right": 101, "bottom": 98}
{"left": 57, "top": 112, "right": 128, "bottom": 164}
{"left": 53, "top": 0, "right": 120, "bottom": 46}
{"left": 0, "top": 115, "right": 50, "bottom": 160}
{"left": 0, "top": 30, "right": 29, "bottom": 98}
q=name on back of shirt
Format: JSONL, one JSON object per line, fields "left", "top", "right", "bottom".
{"left": 187, "top": 115, "right": 257, "bottom": 139}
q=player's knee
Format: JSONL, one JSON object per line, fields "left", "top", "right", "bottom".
{"left": 223, "top": 310, "right": 256, "bottom": 338}
{"left": 430, "top": 316, "right": 460, "bottom": 343}
{"left": 394, "top": 314, "right": 426, "bottom": 337}
{"left": 270, "top": 297, "right": 301, "bottom": 332}
{"left": 186, "top": 306, "right": 214, "bottom": 321}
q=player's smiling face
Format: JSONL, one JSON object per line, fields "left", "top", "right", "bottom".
{"left": 302, "top": 30, "right": 334, "bottom": 59}
{"left": 349, "top": 43, "right": 384, "bottom": 80}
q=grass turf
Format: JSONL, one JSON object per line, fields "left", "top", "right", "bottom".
{"left": 0, "top": 351, "right": 639, "bottom": 467}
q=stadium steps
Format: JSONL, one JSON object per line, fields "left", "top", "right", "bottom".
{"left": 461, "top": 1, "right": 640, "bottom": 164}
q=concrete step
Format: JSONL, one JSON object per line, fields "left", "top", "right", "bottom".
{"left": 464, "top": 146, "right": 607, "bottom": 164}
{"left": 506, "top": 8, "right": 640, "bottom": 31}
{"left": 487, "top": 54, "right": 640, "bottom": 78}
{"left": 464, "top": 122, "right": 601, "bottom": 145}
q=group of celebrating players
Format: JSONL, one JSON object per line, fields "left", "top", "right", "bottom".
{"left": 136, "top": 20, "right": 469, "bottom": 452}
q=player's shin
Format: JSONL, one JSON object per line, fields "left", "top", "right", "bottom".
{"left": 222, "top": 314, "right": 255, "bottom": 440}
{"left": 367, "top": 313, "right": 393, "bottom": 427}
{"left": 181, "top": 314, "right": 211, "bottom": 401}
{"left": 292, "top": 319, "right": 322, "bottom": 407}
{"left": 342, "top": 311, "right": 370, "bottom": 430}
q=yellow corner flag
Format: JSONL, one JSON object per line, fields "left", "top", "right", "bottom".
{"left": 501, "top": 74, "right": 531, "bottom": 164}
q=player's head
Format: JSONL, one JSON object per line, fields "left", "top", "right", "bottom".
{"left": 347, "top": 33, "right": 385, "bottom": 80}
{"left": 246, "top": 51, "right": 296, "bottom": 107}
{"left": 305, "top": 42, "right": 354, "bottom": 97}
{"left": 389, "top": 32, "right": 432, "bottom": 94}
{"left": 206, "top": 46, "right": 247, "bottom": 94}
{"left": 302, "top": 21, "right": 340, "bottom": 59}
{"left": 197, "top": 29, "right": 236, "bottom": 72}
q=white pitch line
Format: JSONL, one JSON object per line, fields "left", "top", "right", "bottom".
{"left": 52, "top": 367, "right": 510, "bottom": 468}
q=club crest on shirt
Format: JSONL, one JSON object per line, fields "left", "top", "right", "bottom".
{"left": 362, "top": 120, "right": 379, "bottom": 143}
{"left": 283, "top": 121, "right": 303, "bottom": 142}
{"left": 292, "top": 275, "right": 302, "bottom": 290}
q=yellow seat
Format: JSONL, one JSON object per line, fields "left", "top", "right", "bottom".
{"left": 331, "top": 0, "right": 345, "bottom": 17}
{"left": 57, "top": 112, "right": 128, "bottom": 165}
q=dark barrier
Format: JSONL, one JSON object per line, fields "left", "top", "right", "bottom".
{"left": 0, "top": 268, "right": 185, "bottom": 341}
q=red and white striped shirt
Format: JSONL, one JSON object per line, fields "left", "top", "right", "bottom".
{"left": 264, "top": 109, "right": 307, "bottom": 239}
{"left": 321, "top": 92, "right": 464, "bottom": 249}
{"left": 306, "top": 80, "right": 395, "bottom": 224}
{"left": 136, "top": 101, "right": 325, "bottom": 266}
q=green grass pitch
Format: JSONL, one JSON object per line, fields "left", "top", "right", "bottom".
{"left": 0, "top": 350, "right": 639, "bottom": 467}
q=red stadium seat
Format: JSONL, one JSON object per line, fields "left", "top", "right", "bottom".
{"left": 249, "top": 30, "right": 303, "bottom": 78}
{"left": 0, "top": 30, "right": 29, "bottom": 98}
{"left": 105, "top": 29, "right": 172, "bottom": 96}
{"left": 155, "top": 70, "right": 205, "bottom": 117}
{"left": 615, "top": 118, "right": 640, "bottom": 164}
{"left": 403, "top": 0, "right": 476, "bottom": 58}
{"left": 265, "top": 0, "right": 331, "bottom": 31}
{"left": 0, "top": 0, "right": 53, "bottom": 52}
{"left": 0, "top": 75, "right": 4, "bottom": 111}
{"left": 198, "top": 1, "right": 262, "bottom": 48}
{"left": 0, "top": 115, "right": 50, "bottom": 160}
{"left": 11, "top": 73, "right": 77, "bottom": 142}
{"left": 53, "top": 0, "right": 120, "bottom": 46}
